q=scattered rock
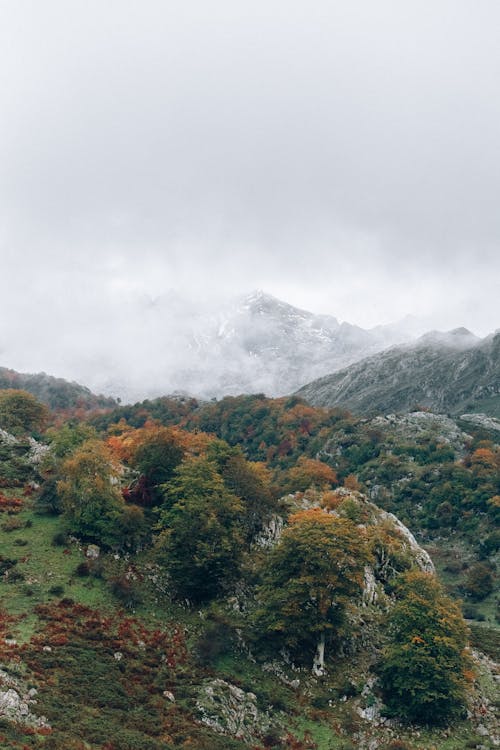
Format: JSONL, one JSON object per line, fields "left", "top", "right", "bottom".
{"left": 86, "top": 544, "right": 100, "bottom": 559}
{"left": 0, "top": 429, "right": 18, "bottom": 446}
{"left": 0, "top": 684, "right": 49, "bottom": 728}
{"left": 197, "top": 678, "right": 282, "bottom": 744}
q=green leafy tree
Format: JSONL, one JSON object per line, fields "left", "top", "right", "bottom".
{"left": 156, "top": 458, "right": 243, "bottom": 602}
{"left": 35, "top": 423, "right": 99, "bottom": 515}
{"left": 254, "top": 508, "right": 369, "bottom": 674}
{"left": 129, "top": 426, "right": 184, "bottom": 505}
{"left": 0, "top": 389, "right": 48, "bottom": 435}
{"left": 207, "top": 440, "right": 276, "bottom": 541}
{"left": 57, "top": 440, "right": 125, "bottom": 547}
{"left": 46, "top": 422, "right": 98, "bottom": 458}
{"left": 380, "top": 570, "right": 471, "bottom": 724}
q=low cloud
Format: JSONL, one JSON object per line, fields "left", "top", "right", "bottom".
{"left": 1, "top": 1, "right": 499, "bottom": 389}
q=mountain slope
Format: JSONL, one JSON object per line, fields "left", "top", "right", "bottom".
{"left": 296, "top": 329, "right": 500, "bottom": 416}
{"left": 0, "top": 367, "right": 116, "bottom": 411}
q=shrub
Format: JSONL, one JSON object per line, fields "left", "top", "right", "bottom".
{"left": 49, "top": 585, "right": 65, "bottom": 597}
{"left": 1, "top": 516, "right": 24, "bottom": 532}
{"left": 6, "top": 568, "right": 25, "bottom": 583}
{"left": 75, "top": 562, "right": 90, "bottom": 577}
{"left": 464, "top": 563, "right": 495, "bottom": 601}
{"left": 109, "top": 574, "right": 144, "bottom": 609}
{"left": 52, "top": 531, "right": 68, "bottom": 546}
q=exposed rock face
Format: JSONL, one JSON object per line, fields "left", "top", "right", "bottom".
{"left": 58, "top": 290, "right": 427, "bottom": 402}
{"left": 152, "top": 291, "right": 426, "bottom": 400}
{"left": 27, "top": 437, "right": 51, "bottom": 465}
{"left": 460, "top": 412, "right": 500, "bottom": 433}
{"left": 196, "top": 678, "right": 280, "bottom": 744}
{"left": 0, "top": 428, "right": 17, "bottom": 445}
{"left": 253, "top": 514, "right": 284, "bottom": 549}
{"left": 0, "top": 670, "right": 49, "bottom": 728}
{"left": 297, "top": 330, "right": 500, "bottom": 417}
{"left": 376, "top": 509, "right": 435, "bottom": 574}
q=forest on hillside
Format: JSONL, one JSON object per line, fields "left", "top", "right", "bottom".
{"left": 0, "top": 388, "right": 498, "bottom": 749}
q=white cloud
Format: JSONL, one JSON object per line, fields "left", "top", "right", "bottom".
{"left": 0, "top": 0, "right": 499, "bottom": 386}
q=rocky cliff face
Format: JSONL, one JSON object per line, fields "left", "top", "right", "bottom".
{"left": 297, "top": 330, "right": 500, "bottom": 417}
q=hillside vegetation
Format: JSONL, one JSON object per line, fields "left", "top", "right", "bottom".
{"left": 0, "top": 390, "right": 498, "bottom": 749}
{"left": 0, "top": 367, "right": 116, "bottom": 412}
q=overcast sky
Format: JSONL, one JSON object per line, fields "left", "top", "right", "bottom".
{"left": 1, "top": 0, "right": 499, "bottom": 382}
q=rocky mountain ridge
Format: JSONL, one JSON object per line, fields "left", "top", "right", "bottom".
{"left": 297, "top": 329, "right": 500, "bottom": 417}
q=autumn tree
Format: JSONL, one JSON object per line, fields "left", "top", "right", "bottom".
{"left": 156, "top": 457, "right": 243, "bottom": 602}
{"left": 380, "top": 571, "right": 470, "bottom": 724}
{"left": 57, "top": 440, "right": 130, "bottom": 547}
{"left": 254, "top": 508, "right": 369, "bottom": 674}
{"left": 287, "top": 456, "right": 338, "bottom": 492}
{"left": 0, "top": 389, "right": 48, "bottom": 435}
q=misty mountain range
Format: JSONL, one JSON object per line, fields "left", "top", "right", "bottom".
{"left": 1, "top": 290, "right": 498, "bottom": 412}
{"left": 32, "top": 290, "right": 431, "bottom": 402}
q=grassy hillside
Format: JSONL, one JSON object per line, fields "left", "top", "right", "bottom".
{"left": 1, "top": 493, "right": 498, "bottom": 750}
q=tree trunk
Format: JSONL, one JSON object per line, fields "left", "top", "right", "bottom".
{"left": 312, "top": 631, "right": 326, "bottom": 676}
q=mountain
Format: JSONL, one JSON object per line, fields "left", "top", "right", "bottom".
{"left": 296, "top": 328, "right": 500, "bottom": 417}
{"left": 106, "top": 290, "right": 427, "bottom": 401}
{"left": 0, "top": 291, "right": 431, "bottom": 402}
{"left": 0, "top": 367, "right": 117, "bottom": 411}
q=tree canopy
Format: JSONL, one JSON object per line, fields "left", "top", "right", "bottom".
{"left": 0, "top": 388, "right": 48, "bottom": 435}
{"left": 380, "top": 570, "right": 471, "bottom": 725}
{"left": 156, "top": 457, "right": 244, "bottom": 602}
{"left": 57, "top": 439, "right": 126, "bottom": 547}
{"left": 255, "top": 508, "right": 369, "bottom": 673}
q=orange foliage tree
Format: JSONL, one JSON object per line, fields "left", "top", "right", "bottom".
{"left": 287, "top": 456, "right": 338, "bottom": 492}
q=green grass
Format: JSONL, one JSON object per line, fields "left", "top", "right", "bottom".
{"left": 0, "top": 508, "right": 111, "bottom": 633}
